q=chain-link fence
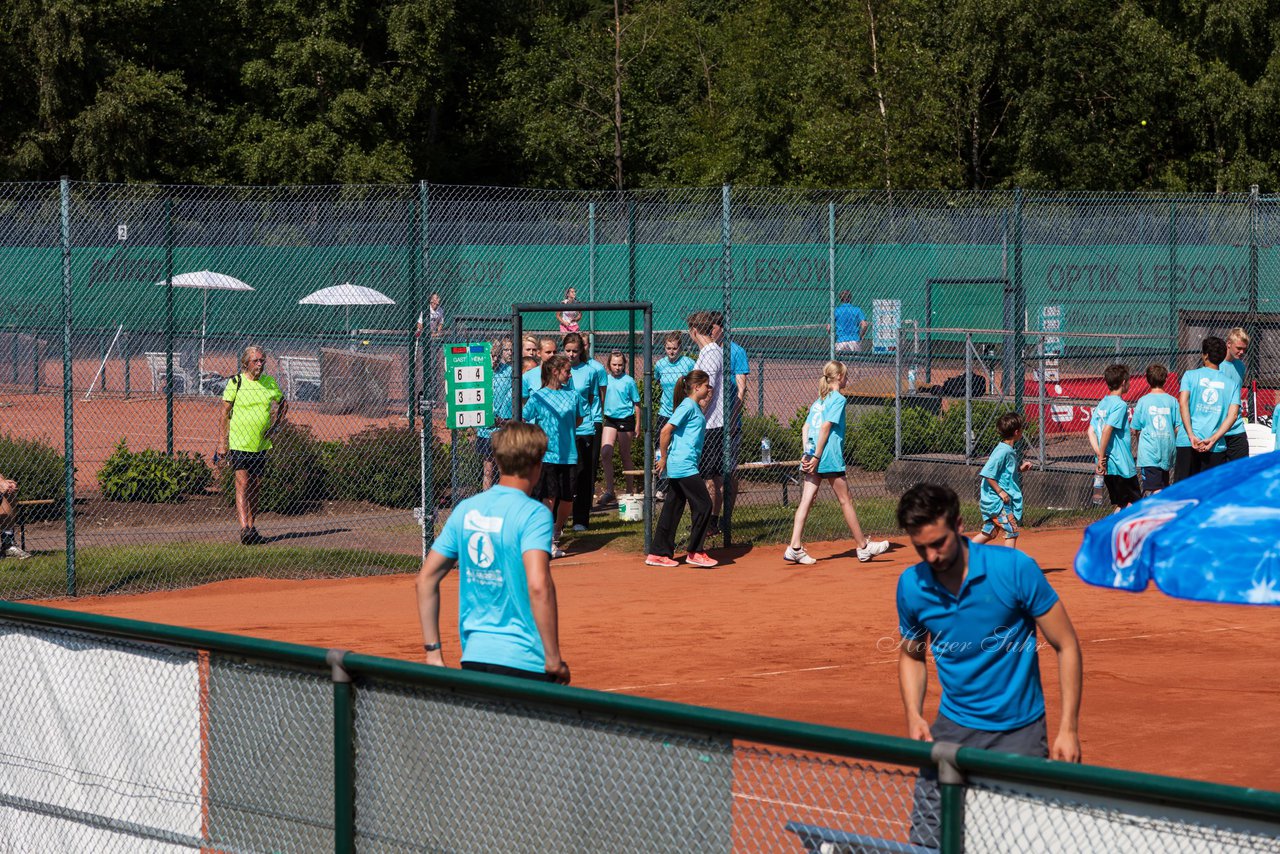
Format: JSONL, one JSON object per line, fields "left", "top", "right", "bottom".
{"left": 1, "top": 602, "right": 1277, "bottom": 852}
{"left": 1, "top": 182, "right": 1278, "bottom": 596}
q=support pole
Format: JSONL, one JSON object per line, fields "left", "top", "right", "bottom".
{"left": 894, "top": 326, "right": 903, "bottom": 460}
{"left": 60, "top": 177, "right": 76, "bottom": 597}
{"left": 720, "top": 185, "right": 734, "bottom": 546}
{"left": 1248, "top": 185, "right": 1260, "bottom": 384}
{"left": 327, "top": 649, "right": 355, "bottom": 854}
{"left": 588, "top": 201, "right": 597, "bottom": 359}
{"left": 419, "top": 181, "right": 432, "bottom": 556}
{"left": 828, "top": 202, "right": 836, "bottom": 361}
{"left": 964, "top": 334, "right": 973, "bottom": 464}
{"left": 932, "top": 742, "right": 966, "bottom": 854}
{"left": 1012, "top": 188, "right": 1025, "bottom": 411}
{"left": 1168, "top": 200, "right": 1178, "bottom": 370}
{"left": 642, "top": 305, "right": 653, "bottom": 555}
{"left": 627, "top": 198, "right": 637, "bottom": 377}
{"left": 165, "top": 197, "right": 174, "bottom": 456}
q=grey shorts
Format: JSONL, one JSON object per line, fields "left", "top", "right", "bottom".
{"left": 909, "top": 713, "right": 1048, "bottom": 847}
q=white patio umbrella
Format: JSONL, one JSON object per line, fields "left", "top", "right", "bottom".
{"left": 155, "top": 270, "right": 255, "bottom": 380}
{"left": 298, "top": 282, "right": 396, "bottom": 337}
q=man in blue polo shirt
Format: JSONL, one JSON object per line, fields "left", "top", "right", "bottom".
{"left": 416, "top": 421, "right": 570, "bottom": 684}
{"left": 834, "top": 290, "right": 869, "bottom": 352}
{"left": 895, "top": 483, "right": 1082, "bottom": 847}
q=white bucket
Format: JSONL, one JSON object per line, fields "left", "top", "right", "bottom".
{"left": 617, "top": 494, "right": 644, "bottom": 522}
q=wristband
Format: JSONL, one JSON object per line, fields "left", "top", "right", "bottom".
{"left": 423, "top": 642, "right": 441, "bottom": 652}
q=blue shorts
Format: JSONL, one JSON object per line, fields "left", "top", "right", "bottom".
{"left": 1139, "top": 466, "right": 1169, "bottom": 493}
{"left": 981, "top": 507, "right": 1020, "bottom": 539}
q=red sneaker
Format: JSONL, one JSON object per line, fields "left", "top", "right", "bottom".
{"left": 685, "top": 552, "right": 719, "bottom": 568}
{"left": 645, "top": 554, "right": 680, "bottom": 567}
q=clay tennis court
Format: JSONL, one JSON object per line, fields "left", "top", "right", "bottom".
{"left": 47, "top": 525, "right": 1280, "bottom": 792}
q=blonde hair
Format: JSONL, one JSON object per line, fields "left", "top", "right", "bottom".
{"left": 239, "top": 345, "right": 265, "bottom": 371}
{"left": 818, "top": 360, "right": 846, "bottom": 399}
{"left": 1227, "top": 327, "right": 1249, "bottom": 345}
{"left": 493, "top": 422, "right": 547, "bottom": 478}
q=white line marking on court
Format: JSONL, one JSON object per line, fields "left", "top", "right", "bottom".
{"left": 731, "top": 792, "right": 908, "bottom": 827}
{"left": 601, "top": 626, "right": 1247, "bottom": 692}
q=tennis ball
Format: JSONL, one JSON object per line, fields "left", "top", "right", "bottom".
{"left": 362, "top": 339, "right": 370, "bottom": 345}
{"left": 1140, "top": 120, "right": 1147, "bottom": 126}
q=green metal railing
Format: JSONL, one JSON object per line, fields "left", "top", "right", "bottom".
{"left": 0, "top": 600, "right": 1276, "bottom": 853}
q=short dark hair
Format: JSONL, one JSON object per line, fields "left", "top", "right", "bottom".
{"left": 896, "top": 483, "right": 961, "bottom": 532}
{"left": 839, "top": 289, "right": 852, "bottom": 302}
{"left": 1103, "top": 364, "right": 1130, "bottom": 391}
{"left": 1145, "top": 363, "right": 1168, "bottom": 388}
{"left": 1202, "top": 336, "right": 1227, "bottom": 365}
{"left": 996, "top": 411, "right": 1024, "bottom": 439}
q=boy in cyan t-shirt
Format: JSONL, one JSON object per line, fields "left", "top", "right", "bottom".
{"left": 1176, "top": 336, "right": 1241, "bottom": 482}
{"left": 1094, "top": 364, "right": 1141, "bottom": 511}
{"left": 971, "top": 412, "right": 1033, "bottom": 548}
{"left": 1130, "top": 363, "right": 1178, "bottom": 496}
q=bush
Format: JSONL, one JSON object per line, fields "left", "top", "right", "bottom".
{"left": 327, "top": 426, "right": 421, "bottom": 508}
{"left": 848, "top": 406, "right": 937, "bottom": 472}
{"left": 97, "top": 440, "right": 211, "bottom": 503}
{"left": 934, "top": 400, "right": 1039, "bottom": 457}
{"left": 0, "top": 434, "right": 65, "bottom": 518}
{"left": 218, "top": 421, "right": 327, "bottom": 514}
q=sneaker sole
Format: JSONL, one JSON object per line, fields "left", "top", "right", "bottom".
{"left": 645, "top": 560, "right": 678, "bottom": 567}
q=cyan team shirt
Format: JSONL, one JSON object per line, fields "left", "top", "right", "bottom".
{"left": 1093, "top": 394, "right": 1135, "bottom": 478}
{"left": 1176, "top": 366, "right": 1241, "bottom": 453}
{"left": 728, "top": 342, "right": 749, "bottom": 428}
{"left": 978, "top": 441, "right": 1023, "bottom": 520}
{"left": 1130, "top": 390, "right": 1178, "bottom": 470}
{"left": 813, "top": 392, "right": 847, "bottom": 474}
{"left": 834, "top": 303, "right": 867, "bottom": 342}
{"left": 478, "top": 363, "right": 513, "bottom": 440}
{"left": 803, "top": 400, "right": 823, "bottom": 458}
{"left": 664, "top": 396, "right": 706, "bottom": 479}
{"left": 654, "top": 355, "right": 695, "bottom": 417}
{"left": 570, "top": 359, "right": 607, "bottom": 436}
{"left": 1223, "top": 358, "right": 1246, "bottom": 436}
{"left": 604, "top": 373, "right": 641, "bottom": 420}
{"left": 521, "top": 386, "right": 586, "bottom": 465}
{"left": 430, "top": 485, "right": 554, "bottom": 673}
{"left": 896, "top": 542, "right": 1060, "bottom": 730}
{"left": 521, "top": 366, "right": 542, "bottom": 399}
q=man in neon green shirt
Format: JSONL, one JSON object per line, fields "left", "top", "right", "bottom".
{"left": 218, "top": 346, "right": 287, "bottom": 545}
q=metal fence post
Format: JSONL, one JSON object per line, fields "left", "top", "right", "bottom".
{"left": 1247, "top": 185, "right": 1260, "bottom": 383}
{"left": 1037, "top": 336, "right": 1046, "bottom": 470}
{"left": 894, "top": 326, "right": 902, "bottom": 460}
{"left": 588, "top": 201, "right": 597, "bottom": 359}
{"left": 1012, "top": 188, "right": 1025, "bottom": 412}
{"left": 828, "top": 201, "right": 836, "bottom": 361}
{"left": 60, "top": 177, "right": 76, "bottom": 597}
{"left": 327, "top": 649, "right": 355, "bottom": 854}
{"left": 627, "top": 198, "right": 637, "bottom": 375}
{"left": 1168, "top": 200, "right": 1178, "bottom": 369}
{"left": 419, "top": 181, "right": 433, "bottom": 555}
{"left": 756, "top": 354, "right": 764, "bottom": 417}
{"left": 964, "top": 333, "right": 973, "bottom": 464}
{"left": 643, "top": 305, "right": 653, "bottom": 555}
{"left": 165, "top": 196, "right": 174, "bottom": 456}
{"left": 932, "top": 742, "right": 966, "bottom": 854}
{"left": 720, "top": 184, "right": 734, "bottom": 546}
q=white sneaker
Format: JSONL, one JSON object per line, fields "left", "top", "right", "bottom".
{"left": 783, "top": 546, "right": 817, "bottom": 565}
{"left": 3, "top": 544, "right": 31, "bottom": 560}
{"left": 572, "top": 524, "right": 587, "bottom": 532}
{"left": 551, "top": 544, "right": 566, "bottom": 559}
{"left": 856, "top": 539, "right": 890, "bottom": 562}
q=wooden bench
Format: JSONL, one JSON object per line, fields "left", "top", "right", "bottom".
{"left": 15, "top": 498, "right": 55, "bottom": 552}
{"left": 624, "top": 459, "right": 805, "bottom": 504}
{"left": 784, "top": 820, "right": 939, "bottom": 854}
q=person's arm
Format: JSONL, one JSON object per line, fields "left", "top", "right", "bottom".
{"left": 984, "top": 475, "right": 1010, "bottom": 504}
{"left": 268, "top": 398, "right": 288, "bottom": 433}
{"left": 1034, "top": 601, "right": 1083, "bottom": 762}
{"left": 805, "top": 421, "right": 833, "bottom": 473}
{"left": 859, "top": 318, "right": 869, "bottom": 339}
{"left": 525, "top": 549, "right": 570, "bottom": 683}
{"left": 1202, "top": 403, "right": 1239, "bottom": 448}
{"left": 657, "top": 422, "right": 674, "bottom": 472}
{"left": 632, "top": 401, "right": 641, "bottom": 434}
{"left": 1178, "top": 390, "right": 1197, "bottom": 443}
{"left": 219, "top": 400, "right": 234, "bottom": 456}
{"left": 898, "top": 637, "right": 932, "bottom": 742}
{"left": 1096, "top": 423, "right": 1113, "bottom": 474}
{"left": 414, "top": 549, "right": 454, "bottom": 667}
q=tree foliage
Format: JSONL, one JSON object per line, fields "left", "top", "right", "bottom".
{"left": 4, "top": 0, "right": 1280, "bottom": 190}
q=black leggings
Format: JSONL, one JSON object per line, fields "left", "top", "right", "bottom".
{"left": 652, "top": 475, "right": 712, "bottom": 557}
{"left": 572, "top": 426, "right": 602, "bottom": 527}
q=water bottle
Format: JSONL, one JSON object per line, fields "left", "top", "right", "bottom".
{"left": 654, "top": 445, "right": 662, "bottom": 464}
{"left": 907, "top": 367, "right": 917, "bottom": 391}
{"left": 1091, "top": 473, "right": 1105, "bottom": 506}
{"left": 760, "top": 436, "right": 772, "bottom": 464}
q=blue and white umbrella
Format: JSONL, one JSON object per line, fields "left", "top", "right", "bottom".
{"left": 1074, "top": 452, "right": 1280, "bottom": 605}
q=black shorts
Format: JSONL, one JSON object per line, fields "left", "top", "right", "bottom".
{"left": 461, "top": 661, "right": 555, "bottom": 682}
{"left": 1139, "top": 466, "right": 1170, "bottom": 493}
{"left": 229, "top": 450, "right": 268, "bottom": 476}
{"left": 533, "top": 462, "right": 574, "bottom": 502}
{"left": 698, "top": 428, "right": 726, "bottom": 479}
{"left": 1104, "top": 474, "right": 1141, "bottom": 509}
{"left": 1224, "top": 432, "right": 1250, "bottom": 462}
{"left": 1174, "top": 446, "right": 1225, "bottom": 482}
{"left": 603, "top": 416, "right": 634, "bottom": 433}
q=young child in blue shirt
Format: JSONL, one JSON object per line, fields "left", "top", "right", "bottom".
{"left": 601, "top": 351, "right": 642, "bottom": 497}
{"left": 415, "top": 421, "right": 570, "bottom": 684}
{"left": 1129, "top": 363, "right": 1178, "bottom": 496}
{"left": 521, "top": 354, "right": 587, "bottom": 558}
{"left": 477, "top": 339, "right": 514, "bottom": 490}
{"left": 1093, "top": 364, "right": 1141, "bottom": 510}
{"left": 647, "top": 369, "right": 719, "bottom": 568}
{"left": 972, "top": 411, "right": 1034, "bottom": 547}
{"left": 653, "top": 332, "right": 695, "bottom": 497}
{"left": 1176, "top": 336, "right": 1241, "bottom": 481}
{"left": 784, "top": 360, "right": 889, "bottom": 565}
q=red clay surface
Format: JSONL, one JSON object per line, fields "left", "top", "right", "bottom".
{"left": 48, "top": 526, "right": 1280, "bottom": 792}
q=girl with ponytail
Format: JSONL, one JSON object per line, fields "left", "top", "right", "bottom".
{"left": 646, "top": 370, "right": 718, "bottom": 568}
